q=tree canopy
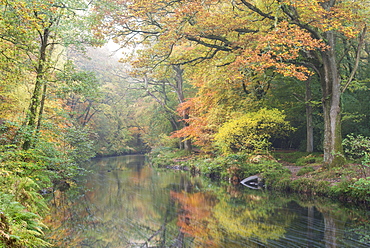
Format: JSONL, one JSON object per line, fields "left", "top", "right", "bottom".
{"left": 92, "top": 0, "right": 369, "bottom": 165}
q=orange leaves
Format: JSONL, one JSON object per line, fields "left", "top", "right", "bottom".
{"left": 93, "top": 0, "right": 369, "bottom": 155}
{"left": 171, "top": 97, "right": 212, "bottom": 145}
{"left": 170, "top": 191, "right": 216, "bottom": 245}
{"left": 227, "top": 21, "right": 327, "bottom": 80}
{"left": 280, "top": 0, "right": 366, "bottom": 38}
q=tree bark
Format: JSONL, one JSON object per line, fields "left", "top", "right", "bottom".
{"left": 23, "top": 28, "right": 50, "bottom": 150}
{"left": 319, "top": 31, "right": 345, "bottom": 166}
{"left": 173, "top": 65, "right": 192, "bottom": 151}
{"left": 305, "top": 77, "right": 314, "bottom": 153}
{"left": 34, "top": 81, "right": 48, "bottom": 146}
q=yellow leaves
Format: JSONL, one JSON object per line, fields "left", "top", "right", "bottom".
{"left": 94, "top": 0, "right": 369, "bottom": 156}
{"left": 214, "top": 108, "right": 295, "bottom": 154}
{"left": 282, "top": 0, "right": 365, "bottom": 38}
{"left": 3, "top": 0, "right": 57, "bottom": 33}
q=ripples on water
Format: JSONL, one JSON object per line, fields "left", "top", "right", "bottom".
{"left": 45, "top": 155, "right": 370, "bottom": 248}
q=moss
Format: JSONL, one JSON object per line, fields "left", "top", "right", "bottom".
{"left": 290, "top": 178, "right": 330, "bottom": 195}
{"left": 330, "top": 154, "right": 347, "bottom": 168}
{"left": 272, "top": 151, "right": 310, "bottom": 163}
{"left": 296, "top": 166, "right": 315, "bottom": 176}
{"left": 266, "top": 177, "right": 292, "bottom": 191}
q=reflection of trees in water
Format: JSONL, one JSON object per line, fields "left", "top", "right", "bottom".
{"left": 170, "top": 188, "right": 295, "bottom": 247}
{"left": 316, "top": 203, "right": 370, "bottom": 248}
{"left": 45, "top": 156, "right": 196, "bottom": 247}
{"left": 171, "top": 191, "right": 218, "bottom": 247}
{"left": 45, "top": 156, "right": 370, "bottom": 247}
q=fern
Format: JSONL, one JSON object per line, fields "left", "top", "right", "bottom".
{"left": 0, "top": 191, "right": 51, "bottom": 247}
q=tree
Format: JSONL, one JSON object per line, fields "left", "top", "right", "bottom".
{"left": 93, "top": 0, "right": 368, "bottom": 165}
{"left": 0, "top": 0, "right": 100, "bottom": 150}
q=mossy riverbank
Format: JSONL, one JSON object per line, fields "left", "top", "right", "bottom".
{"left": 149, "top": 149, "right": 370, "bottom": 206}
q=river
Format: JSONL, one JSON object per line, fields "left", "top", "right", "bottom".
{"left": 45, "top": 155, "right": 370, "bottom": 247}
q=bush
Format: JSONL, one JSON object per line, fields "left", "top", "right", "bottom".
{"left": 260, "top": 163, "right": 291, "bottom": 188}
{"left": 349, "top": 177, "right": 370, "bottom": 202}
{"left": 214, "top": 108, "right": 295, "bottom": 154}
{"left": 196, "top": 153, "right": 280, "bottom": 180}
{"left": 328, "top": 177, "right": 370, "bottom": 203}
{"left": 343, "top": 134, "right": 370, "bottom": 160}
{"left": 195, "top": 154, "right": 248, "bottom": 179}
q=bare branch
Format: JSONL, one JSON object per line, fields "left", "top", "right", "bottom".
{"left": 186, "top": 36, "right": 233, "bottom": 51}
{"left": 239, "top": 0, "right": 276, "bottom": 20}
{"left": 342, "top": 25, "right": 367, "bottom": 93}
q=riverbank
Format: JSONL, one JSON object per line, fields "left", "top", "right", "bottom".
{"left": 149, "top": 149, "right": 370, "bottom": 206}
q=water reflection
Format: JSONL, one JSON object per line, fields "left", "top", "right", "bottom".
{"left": 45, "top": 155, "right": 370, "bottom": 247}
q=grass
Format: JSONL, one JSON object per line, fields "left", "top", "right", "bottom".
{"left": 272, "top": 151, "right": 323, "bottom": 165}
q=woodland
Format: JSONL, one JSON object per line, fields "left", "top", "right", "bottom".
{"left": 1, "top": 0, "right": 370, "bottom": 246}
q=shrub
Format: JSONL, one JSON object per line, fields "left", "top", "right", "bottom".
{"left": 195, "top": 154, "right": 248, "bottom": 179}
{"left": 214, "top": 108, "right": 295, "bottom": 154}
{"left": 195, "top": 153, "right": 283, "bottom": 180}
{"left": 260, "top": 161, "right": 292, "bottom": 188}
{"left": 349, "top": 177, "right": 370, "bottom": 202}
{"left": 343, "top": 134, "right": 370, "bottom": 160}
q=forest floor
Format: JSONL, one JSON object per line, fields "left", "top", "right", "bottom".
{"left": 280, "top": 160, "right": 370, "bottom": 185}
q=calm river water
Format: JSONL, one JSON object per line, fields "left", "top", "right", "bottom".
{"left": 45, "top": 155, "right": 370, "bottom": 247}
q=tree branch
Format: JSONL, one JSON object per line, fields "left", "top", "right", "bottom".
{"left": 341, "top": 25, "right": 367, "bottom": 93}
{"left": 185, "top": 36, "right": 233, "bottom": 51}
{"left": 239, "top": 0, "right": 276, "bottom": 20}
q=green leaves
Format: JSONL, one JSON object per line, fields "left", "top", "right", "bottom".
{"left": 56, "top": 60, "right": 100, "bottom": 99}
{"left": 0, "top": 192, "right": 51, "bottom": 247}
{"left": 343, "top": 134, "right": 370, "bottom": 160}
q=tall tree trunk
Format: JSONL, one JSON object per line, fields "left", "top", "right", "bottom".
{"left": 173, "top": 65, "right": 192, "bottom": 151}
{"left": 305, "top": 77, "right": 314, "bottom": 153}
{"left": 23, "top": 28, "right": 50, "bottom": 150}
{"left": 320, "top": 31, "right": 345, "bottom": 166}
{"left": 34, "top": 82, "right": 48, "bottom": 146}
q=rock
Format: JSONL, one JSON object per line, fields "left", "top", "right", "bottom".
{"left": 240, "top": 175, "right": 264, "bottom": 189}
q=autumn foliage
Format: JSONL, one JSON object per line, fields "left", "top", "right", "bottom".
{"left": 214, "top": 108, "right": 295, "bottom": 154}
{"left": 93, "top": 0, "right": 369, "bottom": 163}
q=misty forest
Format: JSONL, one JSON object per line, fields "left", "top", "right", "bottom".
{"left": 1, "top": 0, "right": 370, "bottom": 247}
